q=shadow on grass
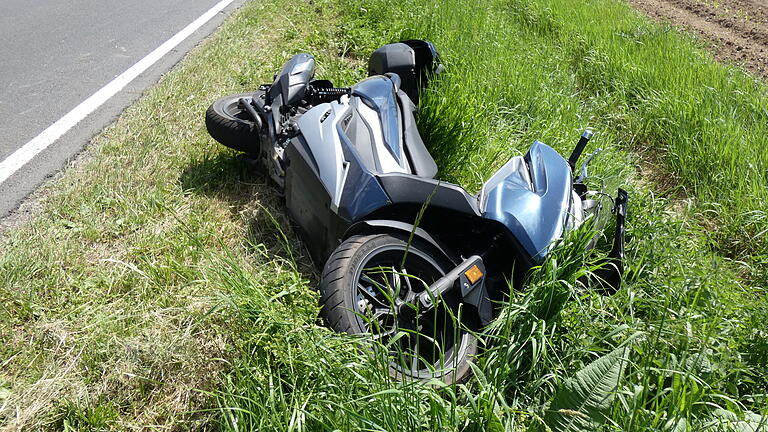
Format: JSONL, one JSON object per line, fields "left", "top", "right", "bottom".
{"left": 180, "top": 151, "right": 268, "bottom": 206}
{"left": 180, "top": 151, "right": 318, "bottom": 281}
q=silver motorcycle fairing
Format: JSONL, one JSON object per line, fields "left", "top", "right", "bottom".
{"left": 295, "top": 75, "right": 412, "bottom": 211}
{"left": 295, "top": 100, "right": 584, "bottom": 264}
{"left": 479, "top": 141, "right": 576, "bottom": 263}
{"left": 350, "top": 76, "right": 408, "bottom": 169}
{"left": 295, "top": 100, "right": 352, "bottom": 211}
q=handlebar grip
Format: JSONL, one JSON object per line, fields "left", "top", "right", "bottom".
{"left": 568, "top": 129, "right": 593, "bottom": 171}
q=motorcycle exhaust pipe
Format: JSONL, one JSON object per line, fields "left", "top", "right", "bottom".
{"left": 239, "top": 97, "right": 263, "bottom": 130}
{"left": 568, "top": 129, "right": 593, "bottom": 172}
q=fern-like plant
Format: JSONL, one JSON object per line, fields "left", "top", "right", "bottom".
{"left": 543, "top": 345, "right": 630, "bottom": 431}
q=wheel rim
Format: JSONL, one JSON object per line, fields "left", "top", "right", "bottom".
{"left": 353, "top": 244, "right": 472, "bottom": 380}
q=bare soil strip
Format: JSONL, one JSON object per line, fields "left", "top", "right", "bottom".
{"left": 629, "top": 0, "right": 768, "bottom": 77}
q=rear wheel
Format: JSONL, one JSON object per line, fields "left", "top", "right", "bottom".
{"left": 319, "top": 233, "right": 477, "bottom": 384}
{"left": 205, "top": 93, "right": 261, "bottom": 153}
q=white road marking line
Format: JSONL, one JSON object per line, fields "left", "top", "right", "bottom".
{"left": 0, "top": 0, "right": 237, "bottom": 185}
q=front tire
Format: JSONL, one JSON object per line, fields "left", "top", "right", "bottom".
{"left": 319, "top": 233, "right": 478, "bottom": 384}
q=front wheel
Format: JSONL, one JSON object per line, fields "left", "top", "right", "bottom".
{"left": 319, "top": 233, "right": 478, "bottom": 384}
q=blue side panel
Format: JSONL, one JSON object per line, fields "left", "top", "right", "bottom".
{"left": 336, "top": 125, "right": 391, "bottom": 221}
{"left": 481, "top": 141, "right": 572, "bottom": 263}
{"left": 351, "top": 76, "right": 403, "bottom": 162}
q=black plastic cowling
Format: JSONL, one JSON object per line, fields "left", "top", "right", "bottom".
{"left": 269, "top": 53, "right": 316, "bottom": 107}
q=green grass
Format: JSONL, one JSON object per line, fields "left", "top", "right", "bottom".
{"left": 1, "top": 0, "right": 767, "bottom": 430}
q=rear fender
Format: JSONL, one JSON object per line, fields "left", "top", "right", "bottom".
{"left": 269, "top": 53, "right": 315, "bottom": 108}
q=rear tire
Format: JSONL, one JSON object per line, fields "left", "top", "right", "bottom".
{"left": 319, "top": 233, "right": 478, "bottom": 384}
{"left": 205, "top": 93, "right": 260, "bottom": 153}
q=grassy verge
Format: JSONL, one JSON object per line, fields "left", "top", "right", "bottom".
{"left": 0, "top": 1, "right": 306, "bottom": 428}
{"left": 1, "top": 0, "right": 766, "bottom": 430}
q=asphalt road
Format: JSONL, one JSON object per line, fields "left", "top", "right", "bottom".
{"left": 0, "top": 0, "right": 245, "bottom": 218}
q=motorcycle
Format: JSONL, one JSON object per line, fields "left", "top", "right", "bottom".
{"left": 205, "top": 40, "right": 628, "bottom": 383}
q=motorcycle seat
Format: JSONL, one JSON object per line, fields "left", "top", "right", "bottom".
{"left": 396, "top": 90, "right": 438, "bottom": 178}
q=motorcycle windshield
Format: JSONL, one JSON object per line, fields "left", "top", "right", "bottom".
{"left": 351, "top": 76, "right": 402, "bottom": 162}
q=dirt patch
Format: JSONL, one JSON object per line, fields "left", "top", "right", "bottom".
{"left": 629, "top": 0, "right": 768, "bottom": 77}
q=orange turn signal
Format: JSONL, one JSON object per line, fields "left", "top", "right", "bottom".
{"left": 464, "top": 265, "right": 484, "bottom": 284}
